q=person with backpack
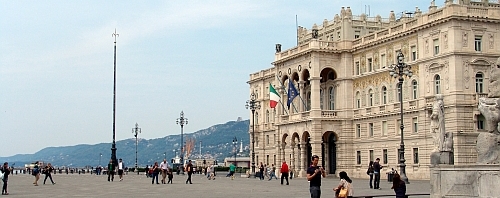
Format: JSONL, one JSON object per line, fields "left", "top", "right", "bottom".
{"left": 367, "top": 161, "right": 374, "bottom": 189}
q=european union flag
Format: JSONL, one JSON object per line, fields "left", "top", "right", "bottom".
{"left": 287, "top": 80, "right": 299, "bottom": 109}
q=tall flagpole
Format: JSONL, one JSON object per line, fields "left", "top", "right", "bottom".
{"left": 111, "top": 29, "right": 119, "bottom": 167}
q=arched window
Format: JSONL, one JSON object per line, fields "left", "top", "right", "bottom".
{"left": 397, "top": 83, "right": 402, "bottom": 102}
{"left": 356, "top": 91, "right": 361, "bottom": 108}
{"left": 382, "top": 86, "right": 387, "bottom": 104}
{"left": 412, "top": 80, "right": 418, "bottom": 100}
{"left": 329, "top": 87, "right": 335, "bottom": 110}
{"left": 368, "top": 89, "right": 374, "bottom": 106}
{"left": 435, "top": 75, "right": 441, "bottom": 94}
{"left": 306, "top": 92, "right": 311, "bottom": 111}
{"left": 320, "top": 89, "right": 324, "bottom": 110}
{"left": 476, "top": 72, "right": 484, "bottom": 93}
{"left": 266, "top": 110, "right": 270, "bottom": 123}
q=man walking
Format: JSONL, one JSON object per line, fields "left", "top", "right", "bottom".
{"left": 268, "top": 164, "right": 277, "bottom": 180}
{"left": 280, "top": 161, "right": 289, "bottom": 185}
{"left": 160, "top": 159, "right": 169, "bottom": 184}
{"left": 307, "top": 155, "right": 325, "bottom": 198}
{"left": 118, "top": 159, "right": 124, "bottom": 181}
{"left": 228, "top": 163, "right": 236, "bottom": 180}
{"left": 373, "top": 158, "right": 383, "bottom": 190}
{"left": 107, "top": 159, "right": 115, "bottom": 182}
{"left": 185, "top": 160, "right": 193, "bottom": 184}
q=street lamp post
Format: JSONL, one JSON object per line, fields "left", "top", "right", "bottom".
{"left": 388, "top": 50, "right": 412, "bottom": 184}
{"left": 110, "top": 29, "right": 119, "bottom": 167}
{"left": 246, "top": 92, "right": 260, "bottom": 178}
{"left": 176, "top": 111, "right": 188, "bottom": 173}
{"left": 132, "top": 123, "right": 141, "bottom": 175}
{"left": 232, "top": 137, "right": 238, "bottom": 167}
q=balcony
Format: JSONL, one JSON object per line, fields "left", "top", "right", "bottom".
{"left": 321, "top": 110, "right": 338, "bottom": 118}
{"left": 475, "top": 93, "right": 488, "bottom": 101}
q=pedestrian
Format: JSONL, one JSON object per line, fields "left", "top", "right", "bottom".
{"left": 107, "top": 159, "right": 115, "bottom": 182}
{"left": 160, "top": 159, "right": 169, "bottom": 184}
{"left": 43, "top": 163, "right": 56, "bottom": 185}
{"left": 367, "top": 161, "right": 374, "bottom": 189}
{"left": 289, "top": 169, "right": 294, "bottom": 179}
{"left": 307, "top": 155, "right": 325, "bottom": 198}
{"left": 33, "top": 161, "right": 40, "bottom": 186}
{"left": 208, "top": 165, "right": 216, "bottom": 180}
{"left": 185, "top": 160, "right": 193, "bottom": 184}
{"left": 268, "top": 164, "right": 278, "bottom": 180}
{"left": 1, "top": 162, "right": 10, "bottom": 195}
{"left": 373, "top": 158, "right": 383, "bottom": 190}
{"left": 391, "top": 173, "right": 406, "bottom": 198}
{"left": 117, "top": 159, "right": 124, "bottom": 181}
{"left": 167, "top": 168, "right": 173, "bottom": 184}
{"left": 333, "top": 171, "right": 353, "bottom": 198}
{"left": 229, "top": 162, "right": 236, "bottom": 180}
{"left": 280, "top": 161, "right": 289, "bottom": 185}
{"left": 259, "top": 162, "right": 264, "bottom": 180}
{"left": 151, "top": 162, "right": 160, "bottom": 184}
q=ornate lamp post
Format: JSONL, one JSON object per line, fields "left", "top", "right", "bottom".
{"left": 132, "top": 123, "right": 141, "bottom": 174}
{"left": 232, "top": 137, "right": 238, "bottom": 166}
{"left": 388, "top": 50, "right": 412, "bottom": 184}
{"left": 245, "top": 92, "right": 260, "bottom": 177}
{"left": 110, "top": 29, "right": 119, "bottom": 167}
{"left": 176, "top": 111, "right": 188, "bottom": 172}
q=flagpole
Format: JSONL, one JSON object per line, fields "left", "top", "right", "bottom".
{"left": 275, "top": 75, "right": 298, "bottom": 113}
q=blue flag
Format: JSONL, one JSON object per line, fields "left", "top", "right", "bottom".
{"left": 287, "top": 80, "right": 299, "bottom": 109}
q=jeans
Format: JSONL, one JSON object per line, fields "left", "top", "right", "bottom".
{"left": 186, "top": 173, "right": 192, "bottom": 184}
{"left": 44, "top": 174, "right": 55, "bottom": 184}
{"left": 268, "top": 172, "right": 277, "bottom": 180}
{"left": 309, "top": 186, "right": 321, "bottom": 198}
{"left": 2, "top": 178, "right": 7, "bottom": 194}
{"left": 259, "top": 171, "right": 264, "bottom": 180}
{"left": 374, "top": 172, "right": 381, "bottom": 189}
{"left": 369, "top": 173, "right": 373, "bottom": 188}
{"left": 151, "top": 172, "right": 159, "bottom": 184}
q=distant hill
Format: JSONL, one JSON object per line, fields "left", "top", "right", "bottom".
{"left": 0, "top": 120, "right": 250, "bottom": 167}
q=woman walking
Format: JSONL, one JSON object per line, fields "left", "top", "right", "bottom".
{"left": 43, "top": 163, "right": 56, "bottom": 185}
{"left": 33, "top": 161, "right": 41, "bottom": 186}
{"left": 392, "top": 173, "right": 406, "bottom": 198}
{"left": 333, "top": 171, "right": 354, "bottom": 198}
{"left": 1, "top": 162, "right": 10, "bottom": 195}
{"left": 151, "top": 162, "right": 159, "bottom": 184}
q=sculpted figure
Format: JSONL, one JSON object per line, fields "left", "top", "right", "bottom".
{"left": 430, "top": 94, "right": 446, "bottom": 152}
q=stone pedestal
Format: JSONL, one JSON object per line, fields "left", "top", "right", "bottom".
{"left": 430, "top": 151, "right": 454, "bottom": 165}
{"left": 430, "top": 165, "right": 500, "bottom": 198}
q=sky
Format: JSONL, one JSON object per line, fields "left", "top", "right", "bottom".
{"left": 0, "top": 0, "right": 433, "bottom": 156}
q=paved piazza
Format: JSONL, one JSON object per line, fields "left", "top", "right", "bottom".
{"left": 4, "top": 173, "right": 430, "bottom": 197}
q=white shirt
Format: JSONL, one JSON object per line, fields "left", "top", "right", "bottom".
{"left": 160, "top": 161, "right": 169, "bottom": 170}
{"left": 118, "top": 162, "right": 123, "bottom": 170}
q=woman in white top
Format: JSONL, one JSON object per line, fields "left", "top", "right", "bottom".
{"left": 333, "top": 171, "right": 353, "bottom": 198}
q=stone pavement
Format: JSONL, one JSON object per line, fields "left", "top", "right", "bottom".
{"left": 3, "top": 173, "right": 430, "bottom": 197}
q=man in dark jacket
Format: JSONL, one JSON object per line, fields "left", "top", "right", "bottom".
{"left": 373, "top": 158, "right": 383, "bottom": 189}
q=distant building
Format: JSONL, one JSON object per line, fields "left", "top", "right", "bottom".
{"left": 224, "top": 157, "right": 251, "bottom": 168}
{"left": 248, "top": 2, "right": 500, "bottom": 180}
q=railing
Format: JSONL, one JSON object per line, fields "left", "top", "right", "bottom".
{"left": 476, "top": 93, "right": 488, "bottom": 100}
{"left": 352, "top": 194, "right": 430, "bottom": 198}
{"left": 321, "top": 110, "right": 338, "bottom": 117}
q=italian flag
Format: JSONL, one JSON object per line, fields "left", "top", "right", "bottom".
{"left": 269, "top": 83, "right": 280, "bottom": 108}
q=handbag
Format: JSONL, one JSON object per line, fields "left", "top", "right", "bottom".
{"left": 338, "top": 187, "right": 348, "bottom": 198}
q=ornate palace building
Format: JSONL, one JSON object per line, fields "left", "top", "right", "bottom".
{"left": 247, "top": 0, "right": 500, "bottom": 179}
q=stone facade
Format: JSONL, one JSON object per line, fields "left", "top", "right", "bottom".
{"left": 248, "top": 1, "right": 500, "bottom": 180}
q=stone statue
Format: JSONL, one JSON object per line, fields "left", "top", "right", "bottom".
{"left": 443, "top": 132, "right": 453, "bottom": 152}
{"left": 275, "top": 44, "right": 282, "bottom": 53}
{"left": 312, "top": 29, "right": 318, "bottom": 39}
{"left": 430, "top": 94, "right": 446, "bottom": 152}
{"left": 476, "top": 57, "right": 500, "bottom": 164}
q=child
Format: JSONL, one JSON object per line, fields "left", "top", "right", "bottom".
{"left": 167, "top": 169, "right": 173, "bottom": 184}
